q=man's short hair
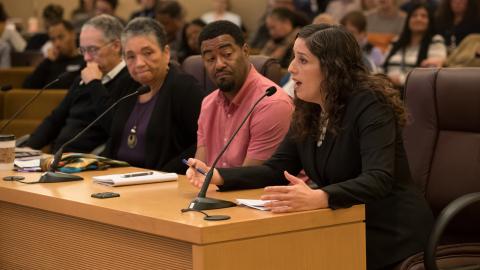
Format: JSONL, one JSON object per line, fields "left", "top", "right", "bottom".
{"left": 156, "top": 0, "right": 185, "bottom": 19}
{"left": 122, "top": 17, "right": 168, "bottom": 49}
{"left": 42, "top": 4, "right": 64, "bottom": 24}
{"left": 48, "top": 19, "right": 75, "bottom": 32}
{"left": 198, "top": 20, "right": 245, "bottom": 49}
{"left": 83, "top": 14, "right": 124, "bottom": 42}
{"left": 340, "top": 11, "right": 367, "bottom": 33}
{"left": 98, "top": 0, "right": 118, "bottom": 10}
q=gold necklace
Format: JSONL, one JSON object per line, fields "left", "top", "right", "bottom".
{"left": 127, "top": 103, "right": 150, "bottom": 149}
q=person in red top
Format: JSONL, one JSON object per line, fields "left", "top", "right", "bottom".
{"left": 196, "top": 20, "right": 293, "bottom": 168}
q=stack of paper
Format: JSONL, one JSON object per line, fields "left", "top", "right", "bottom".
{"left": 14, "top": 158, "right": 41, "bottom": 172}
{"left": 92, "top": 171, "right": 177, "bottom": 187}
{"left": 236, "top": 199, "right": 273, "bottom": 211}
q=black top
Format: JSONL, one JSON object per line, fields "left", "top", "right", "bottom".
{"left": 22, "top": 55, "right": 85, "bottom": 89}
{"left": 25, "top": 67, "right": 138, "bottom": 153}
{"left": 218, "top": 90, "right": 433, "bottom": 270}
{"left": 99, "top": 65, "right": 205, "bottom": 174}
{"left": 437, "top": 18, "right": 480, "bottom": 48}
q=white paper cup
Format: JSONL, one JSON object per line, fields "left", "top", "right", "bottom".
{"left": 0, "top": 135, "right": 15, "bottom": 171}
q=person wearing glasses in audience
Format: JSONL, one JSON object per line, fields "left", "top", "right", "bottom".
{"left": 96, "top": 18, "right": 205, "bottom": 173}
{"left": 24, "top": 15, "right": 138, "bottom": 154}
{"left": 186, "top": 24, "right": 433, "bottom": 270}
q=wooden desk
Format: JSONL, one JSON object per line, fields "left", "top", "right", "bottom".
{"left": 0, "top": 168, "right": 366, "bottom": 270}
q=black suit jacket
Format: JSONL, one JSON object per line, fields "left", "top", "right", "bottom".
{"left": 25, "top": 67, "right": 136, "bottom": 153}
{"left": 100, "top": 65, "right": 205, "bottom": 174}
{"left": 219, "top": 90, "right": 433, "bottom": 270}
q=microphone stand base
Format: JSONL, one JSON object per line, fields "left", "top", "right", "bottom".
{"left": 39, "top": 172, "right": 83, "bottom": 183}
{"left": 188, "top": 196, "right": 236, "bottom": 211}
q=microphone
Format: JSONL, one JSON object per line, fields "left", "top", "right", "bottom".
{"left": 1, "top": 84, "right": 12, "bottom": 91}
{"left": 187, "top": 86, "right": 277, "bottom": 211}
{"left": 0, "top": 72, "right": 70, "bottom": 133}
{"left": 38, "top": 85, "right": 151, "bottom": 183}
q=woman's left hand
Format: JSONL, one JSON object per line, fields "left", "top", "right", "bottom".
{"left": 261, "top": 171, "right": 329, "bottom": 213}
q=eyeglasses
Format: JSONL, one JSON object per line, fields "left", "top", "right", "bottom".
{"left": 78, "top": 41, "right": 114, "bottom": 56}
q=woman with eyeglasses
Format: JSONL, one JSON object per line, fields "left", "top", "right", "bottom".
{"left": 98, "top": 17, "right": 205, "bottom": 173}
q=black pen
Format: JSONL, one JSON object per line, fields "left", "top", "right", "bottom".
{"left": 122, "top": 171, "right": 154, "bottom": 178}
{"left": 182, "top": 159, "right": 207, "bottom": 176}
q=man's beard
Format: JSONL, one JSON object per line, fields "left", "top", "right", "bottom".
{"left": 217, "top": 79, "right": 235, "bottom": 93}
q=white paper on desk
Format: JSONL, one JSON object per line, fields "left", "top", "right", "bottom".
{"left": 93, "top": 172, "right": 178, "bottom": 187}
{"left": 236, "top": 199, "right": 273, "bottom": 211}
{"left": 14, "top": 158, "right": 41, "bottom": 168}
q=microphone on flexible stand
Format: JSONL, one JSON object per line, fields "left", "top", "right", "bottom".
{"left": 38, "top": 85, "right": 151, "bottom": 183}
{"left": 0, "top": 72, "right": 70, "bottom": 134}
{"left": 185, "top": 86, "right": 277, "bottom": 211}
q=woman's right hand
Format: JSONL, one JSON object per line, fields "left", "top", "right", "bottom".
{"left": 185, "top": 158, "right": 224, "bottom": 188}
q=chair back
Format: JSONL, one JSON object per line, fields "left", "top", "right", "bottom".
{"left": 181, "top": 55, "right": 283, "bottom": 93}
{"left": 403, "top": 68, "right": 480, "bottom": 242}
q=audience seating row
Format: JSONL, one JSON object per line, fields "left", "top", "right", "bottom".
{"left": 0, "top": 89, "right": 67, "bottom": 138}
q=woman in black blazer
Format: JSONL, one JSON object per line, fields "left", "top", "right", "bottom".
{"left": 186, "top": 24, "right": 433, "bottom": 270}
{"left": 100, "top": 17, "right": 204, "bottom": 174}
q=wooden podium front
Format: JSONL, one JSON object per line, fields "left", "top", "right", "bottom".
{"left": 0, "top": 168, "right": 366, "bottom": 270}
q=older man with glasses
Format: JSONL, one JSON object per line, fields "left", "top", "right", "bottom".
{"left": 24, "top": 15, "right": 139, "bottom": 154}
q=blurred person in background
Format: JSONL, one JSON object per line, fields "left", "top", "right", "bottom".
{"left": 26, "top": 4, "right": 64, "bottom": 52}
{"left": 201, "top": 0, "right": 242, "bottom": 27}
{"left": 95, "top": 0, "right": 126, "bottom": 25}
{"left": 383, "top": 3, "right": 446, "bottom": 87}
{"left": 177, "top": 18, "right": 206, "bottom": 63}
{"left": 0, "top": 3, "right": 26, "bottom": 53}
{"left": 435, "top": 0, "right": 480, "bottom": 52}
{"left": 22, "top": 20, "right": 84, "bottom": 89}
{"left": 325, "top": 0, "right": 361, "bottom": 22}
{"left": 130, "top": 0, "right": 161, "bottom": 20}
{"left": 366, "top": 0, "right": 406, "bottom": 36}
{"left": 71, "top": 0, "right": 97, "bottom": 33}
{"left": 155, "top": 0, "right": 186, "bottom": 61}
{"left": 262, "top": 7, "right": 307, "bottom": 68}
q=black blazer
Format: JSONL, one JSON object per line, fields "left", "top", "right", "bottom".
{"left": 219, "top": 90, "right": 433, "bottom": 270}
{"left": 25, "top": 67, "right": 135, "bottom": 153}
{"left": 101, "top": 65, "right": 205, "bottom": 174}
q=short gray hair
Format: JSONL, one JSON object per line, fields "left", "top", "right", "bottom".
{"left": 82, "top": 14, "right": 124, "bottom": 42}
{"left": 121, "top": 17, "right": 168, "bottom": 50}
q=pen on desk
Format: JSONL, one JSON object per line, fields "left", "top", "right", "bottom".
{"left": 181, "top": 158, "right": 207, "bottom": 176}
{"left": 122, "top": 171, "right": 154, "bottom": 178}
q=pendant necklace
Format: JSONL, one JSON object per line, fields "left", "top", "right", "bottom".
{"left": 317, "top": 112, "right": 329, "bottom": 147}
{"left": 127, "top": 103, "right": 149, "bottom": 149}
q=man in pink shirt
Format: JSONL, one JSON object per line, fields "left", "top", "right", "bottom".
{"left": 196, "top": 20, "right": 293, "bottom": 168}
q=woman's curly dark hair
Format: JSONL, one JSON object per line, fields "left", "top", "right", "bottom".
{"left": 291, "top": 24, "right": 406, "bottom": 141}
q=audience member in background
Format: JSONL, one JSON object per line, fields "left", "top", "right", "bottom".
{"left": 201, "top": 0, "right": 242, "bottom": 27}
{"left": 156, "top": 0, "right": 186, "bottom": 61}
{"left": 26, "top": 4, "right": 64, "bottom": 52}
{"left": 71, "top": 0, "right": 96, "bottom": 34}
{"left": 250, "top": 0, "right": 310, "bottom": 52}
{"left": 195, "top": 20, "right": 293, "bottom": 168}
{"left": 383, "top": 3, "right": 447, "bottom": 87}
{"left": 177, "top": 18, "right": 206, "bottom": 63}
{"left": 312, "top": 12, "right": 337, "bottom": 24}
{"left": 186, "top": 24, "right": 433, "bottom": 270}
{"left": 401, "top": 0, "right": 438, "bottom": 13}
{"left": 0, "top": 3, "right": 26, "bottom": 52}
{"left": 341, "top": 11, "right": 385, "bottom": 68}
{"left": 444, "top": 33, "right": 480, "bottom": 67}
{"left": 24, "top": 15, "right": 136, "bottom": 154}
{"left": 130, "top": 0, "right": 160, "bottom": 20}
{"left": 366, "top": 0, "right": 406, "bottom": 36}
{"left": 99, "top": 18, "right": 204, "bottom": 173}
{"left": 0, "top": 40, "right": 11, "bottom": 68}
{"left": 262, "top": 7, "right": 306, "bottom": 68}
{"left": 325, "top": 0, "right": 361, "bottom": 22}
{"left": 435, "top": 0, "right": 480, "bottom": 53}
{"left": 23, "top": 20, "right": 84, "bottom": 89}
{"left": 361, "top": 0, "right": 377, "bottom": 11}
{"left": 293, "top": 0, "right": 332, "bottom": 19}
{"left": 95, "top": 0, "right": 126, "bottom": 25}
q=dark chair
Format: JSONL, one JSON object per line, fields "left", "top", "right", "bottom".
{"left": 181, "top": 54, "right": 283, "bottom": 93}
{"left": 397, "top": 68, "right": 480, "bottom": 270}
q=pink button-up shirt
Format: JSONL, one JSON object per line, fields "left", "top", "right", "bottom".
{"left": 197, "top": 66, "right": 293, "bottom": 168}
